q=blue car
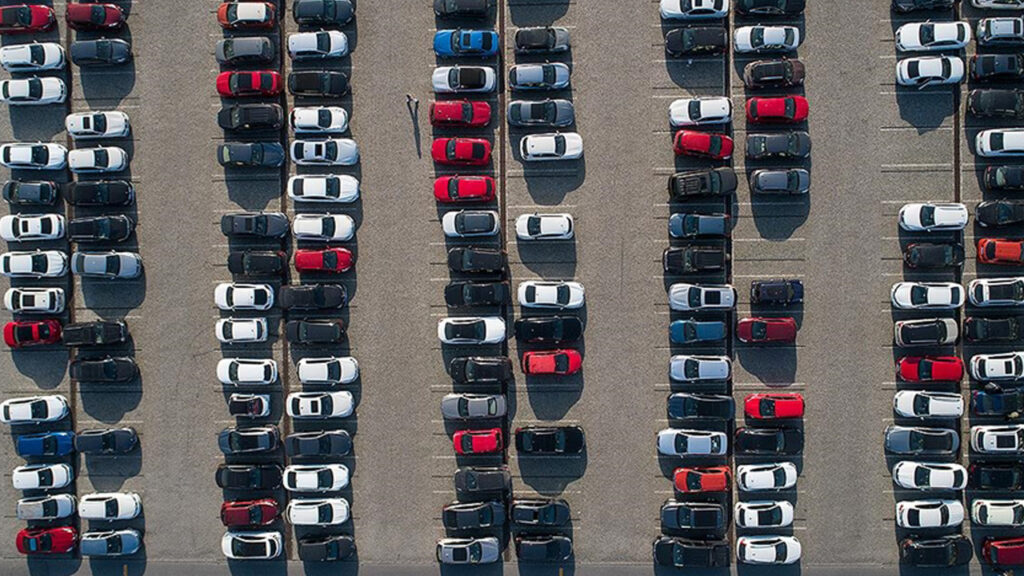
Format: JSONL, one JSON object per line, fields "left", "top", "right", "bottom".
{"left": 434, "top": 29, "right": 499, "bottom": 57}
{"left": 670, "top": 319, "right": 727, "bottom": 344}
{"left": 16, "top": 431, "right": 75, "bottom": 457}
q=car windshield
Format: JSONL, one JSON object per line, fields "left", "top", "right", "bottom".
{"left": 554, "top": 135, "right": 566, "bottom": 155}
{"left": 31, "top": 146, "right": 47, "bottom": 165}
{"left": 38, "top": 468, "right": 53, "bottom": 485}
{"left": 461, "top": 434, "right": 474, "bottom": 451}
{"left": 707, "top": 136, "right": 721, "bottom": 155}
{"left": 784, "top": 99, "right": 796, "bottom": 118}
{"left": 919, "top": 206, "right": 936, "bottom": 227}
{"left": 920, "top": 24, "right": 935, "bottom": 45}
{"left": 527, "top": 217, "right": 541, "bottom": 236}
{"left": 941, "top": 58, "right": 951, "bottom": 78}
{"left": 775, "top": 542, "right": 787, "bottom": 562}
{"left": 751, "top": 28, "right": 764, "bottom": 46}
{"left": 478, "top": 506, "right": 493, "bottom": 524}
{"left": 772, "top": 467, "right": 786, "bottom": 485}
{"left": 751, "top": 321, "right": 767, "bottom": 340}
{"left": 688, "top": 100, "right": 702, "bottom": 120}
{"left": 468, "top": 542, "right": 482, "bottom": 562}
{"left": 684, "top": 359, "right": 700, "bottom": 379}
{"left": 910, "top": 285, "right": 929, "bottom": 305}
{"left": 323, "top": 250, "right": 338, "bottom": 269}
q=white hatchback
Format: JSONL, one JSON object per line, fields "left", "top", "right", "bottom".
{"left": 217, "top": 358, "right": 278, "bottom": 385}
{"left": 286, "top": 498, "right": 350, "bottom": 526}
{"left": 297, "top": 356, "right": 359, "bottom": 385}
{"left": 978, "top": 128, "right": 1024, "bottom": 156}
{"left": 670, "top": 354, "right": 731, "bottom": 381}
{"left": 669, "top": 97, "right": 732, "bottom": 127}
{"left": 517, "top": 281, "right": 584, "bottom": 309}
{"left": 519, "top": 132, "right": 583, "bottom": 161}
{"left": 898, "top": 203, "right": 969, "bottom": 231}
{"left": 13, "top": 464, "right": 72, "bottom": 490}
{"left": 288, "top": 31, "right": 349, "bottom": 59}
{"left": 290, "top": 106, "right": 349, "bottom": 133}
{"left": 970, "top": 351, "right": 1024, "bottom": 380}
{"left": 4, "top": 287, "right": 65, "bottom": 314}
{"left": 515, "top": 213, "right": 574, "bottom": 240}
{"left": 0, "top": 214, "right": 65, "bottom": 242}
{"left": 215, "top": 283, "right": 274, "bottom": 311}
{"left": 286, "top": 391, "right": 354, "bottom": 419}
{"left": 215, "top": 318, "right": 268, "bottom": 344}
{"left": 292, "top": 214, "right": 355, "bottom": 242}
{"left": 78, "top": 492, "right": 142, "bottom": 520}
{"left": 893, "top": 391, "right": 964, "bottom": 418}
{"left": 737, "top": 462, "right": 798, "bottom": 492}
{"left": 287, "top": 174, "right": 359, "bottom": 203}
{"left": 890, "top": 282, "right": 964, "bottom": 309}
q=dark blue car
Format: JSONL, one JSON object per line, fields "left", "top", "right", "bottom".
{"left": 16, "top": 431, "right": 75, "bottom": 457}
{"left": 434, "top": 29, "right": 499, "bottom": 57}
{"left": 670, "top": 320, "right": 727, "bottom": 344}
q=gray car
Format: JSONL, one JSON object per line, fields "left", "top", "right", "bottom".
{"left": 437, "top": 537, "right": 501, "bottom": 565}
{"left": 514, "top": 26, "right": 571, "bottom": 53}
{"left": 884, "top": 425, "right": 959, "bottom": 456}
{"left": 216, "top": 37, "right": 274, "bottom": 65}
{"left": 669, "top": 213, "right": 729, "bottom": 238}
{"left": 440, "top": 393, "right": 507, "bottom": 420}
{"left": 442, "top": 500, "right": 506, "bottom": 530}
{"left": 218, "top": 425, "right": 280, "bottom": 455}
{"left": 507, "top": 99, "right": 574, "bottom": 127}
{"left": 80, "top": 529, "right": 141, "bottom": 557}
{"left": 70, "top": 39, "right": 131, "bottom": 66}
{"left": 508, "top": 63, "right": 570, "bottom": 91}
{"left": 454, "top": 466, "right": 510, "bottom": 497}
{"left": 71, "top": 251, "right": 142, "bottom": 279}
{"left": 750, "top": 168, "right": 810, "bottom": 195}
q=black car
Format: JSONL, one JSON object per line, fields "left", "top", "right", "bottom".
{"left": 449, "top": 356, "right": 513, "bottom": 384}
{"left": 660, "top": 500, "right": 727, "bottom": 533}
{"left": 279, "top": 284, "right": 347, "bottom": 310}
{"left": 507, "top": 99, "right": 575, "bottom": 128}
{"left": 735, "top": 0, "right": 805, "bottom": 15}
{"left": 668, "top": 167, "right": 738, "bottom": 199}
{"left": 68, "top": 215, "right": 134, "bottom": 243}
{"left": 903, "top": 242, "right": 965, "bottom": 269}
{"left": 215, "top": 37, "right": 274, "bottom": 66}
{"left": 969, "top": 90, "right": 1024, "bottom": 119}
{"left": 735, "top": 427, "right": 803, "bottom": 455}
{"left": 665, "top": 27, "right": 727, "bottom": 56}
{"left": 228, "top": 250, "right": 288, "bottom": 276}
{"left": 69, "top": 356, "right": 137, "bottom": 383}
{"left": 434, "top": 0, "right": 490, "bottom": 17}
{"left": 514, "top": 316, "right": 583, "bottom": 344}
{"left": 3, "top": 180, "right": 57, "bottom": 205}
{"left": 977, "top": 199, "right": 1024, "bottom": 227}
{"left": 516, "top": 536, "right": 572, "bottom": 562}
{"left": 220, "top": 212, "right": 289, "bottom": 238}
{"left": 743, "top": 58, "right": 805, "bottom": 89}
{"left": 74, "top": 427, "right": 137, "bottom": 454}
{"left": 218, "top": 142, "right": 285, "bottom": 168}
{"left": 65, "top": 180, "right": 133, "bottom": 206}
{"left": 297, "top": 534, "right": 355, "bottom": 562}
{"left": 227, "top": 394, "right": 269, "bottom": 418}
{"left": 653, "top": 536, "right": 730, "bottom": 568}
{"left": 61, "top": 321, "right": 128, "bottom": 347}
{"left": 218, "top": 425, "right": 280, "bottom": 455}
{"left": 215, "top": 463, "right": 283, "bottom": 490}
{"left": 965, "top": 316, "right": 1023, "bottom": 342}
{"left": 900, "top": 535, "right": 972, "bottom": 568}
{"left": 454, "top": 466, "right": 511, "bottom": 497}
{"left": 746, "top": 131, "right": 811, "bottom": 160}
{"left": 444, "top": 281, "right": 509, "bottom": 307}
{"left": 514, "top": 27, "right": 570, "bottom": 53}
{"left": 973, "top": 386, "right": 1024, "bottom": 416}
{"left": 293, "top": 0, "right": 354, "bottom": 25}
{"left": 288, "top": 70, "right": 349, "bottom": 97}
{"left": 986, "top": 165, "right": 1024, "bottom": 191}
{"left": 515, "top": 426, "right": 585, "bottom": 455}
{"left": 667, "top": 393, "right": 735, "bottom": 420}
{"left": 511, "top": 499, "right": 570, "bottom": 527}
{"left": 970, "top": 462, "right": 1024, "bottom": 490}
{"left": 442, "top": 500, "right": 506, "bottom": 530}
{"left": 70, "top": 39, "right": 131, "bottom": 66}
{"left": 285, "top": 430, "right": 352, "bottom": 458}
{"left": 750, "top": 278, "right": 804, "bottom": 305}
{"left": 447, "top": 247, "right": 506, "bottom": 273}
{"left": 218, "top": 104, "right": 284, "bottom": 132}
{"left": 971, "top": 54, "right": 1024, "bottom": 82}
{"left": 892, "top": 0, "right": 955, "bottom": 13}
{"left": 662, "top": 247, "right": 726, "bottom": 274}
{"left": 285, "top": 320, "right": 345, "bottom": 344}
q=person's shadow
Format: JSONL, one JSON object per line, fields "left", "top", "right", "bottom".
{"left": 407, "top": 96, "right": 421, "bottom": 157}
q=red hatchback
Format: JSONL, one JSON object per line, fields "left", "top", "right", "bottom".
{"left": 746, "top": 96, "right": 809, "bottom": 123}
{"left": 220, "top": 499, "right": 279, "bottom": 527}
{"left": 217, "top": 2, "right": 276, "bottom": 29}
{"left": 4, "top": 319, "right": 61, "bottom": 348}
{"left": 434, "top": 175, "right": 495, "bottom": 203}
{"left": 66, "top": 3, "right": 125, "bottom": 30}
{"left": 673, "top": 130, "right": 733, "bottom": 160}
{"left": 453, "top": 428, "right": 502, "bottom": 455}
{"left": 896, "top": 356, "right": 964, "bottom": 382}
{"left": 673, "top": 466, "right": 731, "bottom": 493}
{"left": 432, "top": 138, "right": 492, "bottom": 166}
{"left": 16, "top": 526, "right": 76, "bottom": 555}
{"left": 0, "top": 5, "right": 55, "bottom": 34}
{"left": 984, "top": 536, "right": 1024, "bottom": 566}
{"left": 295, "top": 248, "right": 354, "bottom": 273}
{"left": 744, "top": 393, "right": 805, "bottom": 420}
{"left": 736, "top": 317, "right": 797, "bottom": 344}
{"left": 430, "top": 100, "right": 491, "bottom": 127}
{"left": 522, "top": 349, "right": 582, "bottom": 375}
{"left": 978, "top": 238, "right": 1024, "bottom": 265}
{"left": 216, "top": 71, "right": 282, "bottom": 98}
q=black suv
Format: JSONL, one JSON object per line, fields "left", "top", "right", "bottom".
{"left": 734, "top": 427, "right": 803, "bottom": 455}
{"left": 668, "top": 167, "right": 737, "bottom": 199}
{"left": 285, "top": 319, "right": 345, "bottom": 344}
{"left": 68, "top": 215, "right": 134, "bottom": 242}
{"left": 215, "top": 463, "right": 282, "bottom": 490}
{"left": 450, "top": 356, "right": 513, "bottom": 384}
{"left": 69, "top": 356, "right": 138, "bottom": 383}
{"left": 228, "top": 250, "right": 288, "bottom": 276}
{"left": 515, "top": 426, "right": 585, "bottom": 454}
{"left": 743, "top": 58, "right": 805, "bottom": 89}
{"left": 279, "top": 284, "right": 347, "bottom": 310}
{"left": 65, "top": 180, "right": 133, "bottom": 206}
{"left": 293, "top": 0, "right": 354, "bottom": 25}
{"left": 288, "top": 70, "right": 349, "bottom": 97}
{"left": 662, "top": 246, "right": 727, "bottom": 274}
{"left": 444, "top": 281, "right": 509, "bottom": 307}
{"left": 665, "top": 27, "right": 727, "bottom": 57}
{"left": 218, "top": 104, "right": 284, "bottom": 131}
{"left": 447, "top": 247, "right": 506, "bottom": 273}
{"left": 514, "top": 316, "right": 583, "bottom": 344}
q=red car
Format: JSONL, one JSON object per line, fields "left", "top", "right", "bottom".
{"left": 736, "top": 317, "right": 797, "bottom": 344}
{"left": 4, "top": 319, "right": 61, "bottom": 348}
{"left": 0, "top": 4, "right": 55, "bottom": 34}
{"left": 978, "top": 238, "right": 1024, "bottom": 265}
{"left": 431, "top": 138, "right": 492, "bottom": 166}
{"left": 673, "top": 466, "right": 730, "bottom": 493}
{"left": 429, "top": 100, "right": 491, "bottom": 127}
{"left": 744, "top": 393, "right": 805, "bottom": 420}
{"left": 295, "top": 248, "right": 354, "bottom": 273}
{"left": 522, "top": 349, "right": 582, "bottom": 375}
{"left": 16, "top": 526, "right": 77, "bottom": 555}
{"left": 453, "top": 428, "right": 502, "bottom": 455}
{"left": 984, "top": 536, "right": 1024, "bottom": 566}
{"left": 66, "top": 2, "right": 125, "bottom": 30}
{"left": 216, "top": 71, "right": 282, "bottom": 98}
{"left": 673, "top": 130, "right": 733, "bottom": 160}
{"left": 217, "top": 2, "right": 276, "bottom": 29}
{"left": 434, "top": 175, "right": 495, "bottom": 203}
{"left": 746, "top": 96, "right": 809, "bottom": 123}
{"left": 896, "top": 356, "right": 964, "bottom": 382}
{"left": 220, "top": 499, "right": 279, "bottom": 527}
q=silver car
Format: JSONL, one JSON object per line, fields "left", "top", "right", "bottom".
{"left": 508, "top": 63, "right": 570, "bottom": 91}
{"left": 71, "top": 251, "right": 142, "bottom": 279}
{"left": 81, "top": 529, "right": 141, "bottom": 557}
{"left": 440, "top": 394, "right": 507, "bottom": 420}
{"left": 436, "top": 537, "right": 501, "bottom": 565}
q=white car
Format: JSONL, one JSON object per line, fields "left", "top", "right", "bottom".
{"left": 437, "top": 316, "right": 506, "bottom": 345}
{"left": 972, "top": 425, "right": 1024, "bottom": 453}
{"left": 892, "top": 461, "right": 968, "bottom": 490}
{"left": 17, "top": 494, "right": 76, "bottom": 520}
{"left": 737, "top": 536, "right": 801, "bottom": 565}
{"left": 656, "top": 428, "right": 728, "bottom": 456}
{"left": 670, "top": 354, "right": 731, "bottom": 381}
{"left": 896, "top": 499, "right": 964, "bottom": 528}
{"left": 69, "top": 146, "right": 128, "bottom": 173}
{"left": 517, "top": 281, "right": 584, "bottom": 309}
{"left": 972, "top": 351, "right": 1024, "bottom": 381}
{"left": 290, "top": 139, "right": 359, "bottom": 166}
{"left": 734, "top": 501, "right": 794, "bottom": 528}
{"left": 215, "top": 318, "right": 268, "bottom": 344}
{"left": 973, "top": 0, "right": 1024, "bottom": 8}
{"left": 898, "top": 203, "right": 969, "bottom": 231}
{"left": 287, "top": 174, "right": 359, "bottom": 203}
{"left": 978, "top": 128, "right": 1024, "bottom": 156}
{"left": 0, "top": 77, "right": 66, "bottom": 105}
{"left": 283, "top": 464, "right": 350, "bottom": 492}
{"left": 737, "top": 462, "right": 798, "bottom": 492}
{"left": 0, "top": 214, "right": 64, "bottom": 242}
{"left": 78, "top": 492, "right": 142, "bottom": 520}
{"left": 217, "top": 358, "right": 278, "bottom": 385}
{"left": 669, "top": 283, "right": 736, "bottom": 311}
{"left": 978, "top": 17, "right": 1024, "bottom": 46}
{"left": 288, "top": 31, "right": 349, "bottom": 59}
{"left": 0, "top": 142, "right": 67, "bottom": 170}
{"left": 669, "top": 97, "right": 732, "bottom": 127}
{"left": 969, "top": 277, "right": 1024, "bottom": 307}
{"left": 286, "top": 498, "right": 350, "bottom": 526}
{"left": 659, "top": 0, "right": 729, "bottom": 20}
{"left": 896, "top": 21, "right": 971, "bottom": 52}
{"left": 890, "top": 282, "right": 964, "bottom": 310}
{"left": 515, "top": 213, "right": 574, "bottom": 240}
{"left": 443, "top": 210, "right": 500, "bottom": 238}
{"left": 734, "top": 26, "right": 801, "bottom": 53}
{"left": 432, "top": 66, "right": 497, "bottom": 94}
{"left": 65, "top": 111, "right": 130, "bottom": 139}
{"left": 893, "top": 391, "right": 964, "bottom": 418}
{"left": 221, "top": 531, "right": 282, "bottom": 560}
{"left": 0, "top": 395, "right": 68, "bottom": 424}
{"left": 286, "top": 391, "right": 355, "bottom": 419}
{"left": 215, "top": 283, "right": 274, "bottom": 311}
{"left": 1, "top": 250, "right": 68, "bottom": 278}
{"left": 13, "top": 464, "right": 72, "bottom": 490}
{"left": 4, "top": 287, "right": 65, "bottom": 314}
{"left": 972, "top": 499, "right": 1024, "bottom": 526}
{"left": 290, "top": 106, "right": 349, "bottom": 133}
{"left": 896, "top": 56, "right": 965, "bottom": 87}
{"left": 519, "top": 132, "right": 583, "bottom": 161}
{"left": 297, "top": 356, "right": 359, "bottom": 385}
{"left": 71, "top": 251, "right": 142, "bottom": 279}
{"left": 0, "top": 42, "right": 64, "bottom": 72}
{"left": 292, "top": 214, "right": 355, "bottom": 241}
